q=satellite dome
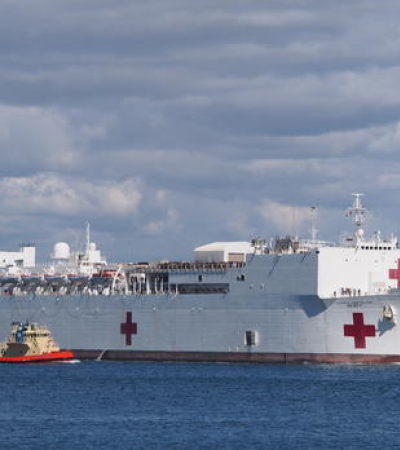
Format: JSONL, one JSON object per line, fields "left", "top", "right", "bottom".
{"left": 53, "top": 242, "right": 70, "bottom": 260}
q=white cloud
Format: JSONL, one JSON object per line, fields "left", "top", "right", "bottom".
{"left": 259, "top": 200, "right": 314, "bottom": 235}
{"left": 0, "top": 174, "right": 142, "bottom": 218}
{"left": 145, "top": 209, "right": 180, "bottom": 235}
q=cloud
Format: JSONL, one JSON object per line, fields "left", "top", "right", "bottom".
{"left": 0, "top": 105, "right": 78, "bottom": 174}
{"left": 0, "top": 1, "right": 400, "bottom": 260}
{"left": 145, "top": 209, "right": 180, "bottom": 235}
{"left": 259, "top": 200, "right": 313, "bottom": 236}
{"left": 0, "top": 174, "right": 142, "bottom": 218}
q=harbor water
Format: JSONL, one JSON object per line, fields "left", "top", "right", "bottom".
{"left": 1, "top": 361, "right": 398, "bottom": 450}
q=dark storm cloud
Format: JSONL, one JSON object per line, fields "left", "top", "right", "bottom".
{"left": 0, "top": 0, "right": 400, "bottom": 260}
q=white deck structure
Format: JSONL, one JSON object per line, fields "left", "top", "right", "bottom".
{"left": 0, "top": 244, "right": 35, "bottom": 269}
{"left": 194, "top": 241, "right": 253, "bottom": 263}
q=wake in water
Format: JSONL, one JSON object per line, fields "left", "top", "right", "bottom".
{"left": 58, "top": 359, "right": 80, "bottom": 364}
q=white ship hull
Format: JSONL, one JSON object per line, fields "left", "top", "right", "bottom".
{"left": 1, "top": 287, "right": 399, "bottom": 364}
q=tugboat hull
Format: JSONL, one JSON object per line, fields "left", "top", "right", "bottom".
{"left": 0, "top": 350, "right": 74, "bottom": 363}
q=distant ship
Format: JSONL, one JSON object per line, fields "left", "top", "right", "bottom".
{"left": 0, "top": 195, "right": 398, "bottom": 364}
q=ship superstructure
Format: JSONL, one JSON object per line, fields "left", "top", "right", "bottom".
{"left": 0, "top": 195, "right": 398, "bottom": 363}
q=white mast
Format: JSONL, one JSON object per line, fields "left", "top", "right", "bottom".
{"left": 310, "top": 206, "right": 318, "bottom": 244}
{"left": 345, "top": 193, "right": 367, "bottom": 242}
{"left": 86, "top": 221, "right": 90, "bottom": 254}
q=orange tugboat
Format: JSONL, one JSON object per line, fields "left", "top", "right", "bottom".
{"left": 0, "top": 322, "right": 74, "bottom": 363}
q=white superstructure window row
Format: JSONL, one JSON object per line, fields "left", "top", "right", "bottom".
{"left": 360, "top": 246, "right": 395, "bottom": 250}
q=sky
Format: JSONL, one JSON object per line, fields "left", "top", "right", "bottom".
{"left": 1, "top": 0, "right": 400, "bottom": 262}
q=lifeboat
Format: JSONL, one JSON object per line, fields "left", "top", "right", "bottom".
{"left": 21, "top": 274, "right": 45, "bottom": 286}
{"left": 0, "top": 275, "right": 21, "bottom": 285}
{"left": 91, "top": 270, "right": 116, "bottom": 286}
{"left": 44, "top": 274, "right": 69, "bottom": 286}
{"left": 68, "top": 274, "right": 90, "bottom": 284}
{"left": 100, "top": 270, "right": 117, "bottom": 278}
{"left": 0, "top": 322, "right": 74, "bottom": 363}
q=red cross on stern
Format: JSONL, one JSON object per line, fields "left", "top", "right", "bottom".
{"left": 120, "top": 312, "right": 137, "bottom": 346}
{"left": 389, "top": 259, "right": 400, "bottom": 288}
{"left": 343, "top": 313, "right": 375, "bottom": 349}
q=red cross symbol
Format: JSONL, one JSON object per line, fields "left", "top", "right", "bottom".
{"left": 389, "top": 259, "right": 400, "bottom": 288}
{"left": 120, "top": 312, "right": 137, "bottom": 346}
{"left": 343, "top": 313, "right": 375, "bottom": 349}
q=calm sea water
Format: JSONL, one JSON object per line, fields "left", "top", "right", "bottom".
{"left": 1, "top": 361, "right": 399, "bottom": 450}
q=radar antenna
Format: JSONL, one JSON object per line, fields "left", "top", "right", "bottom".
{"left": 345, "top": 193, "right": 367, "bottom": 242}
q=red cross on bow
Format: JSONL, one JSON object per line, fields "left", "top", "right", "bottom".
{"left": 389, "top": 259, "right": 400, "bottom": 288}
{"left": 120, "top": 312, "right": 138, "bottom": 346}
{"left": 343, "top": 313, "right": 375, "bottom": 349}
